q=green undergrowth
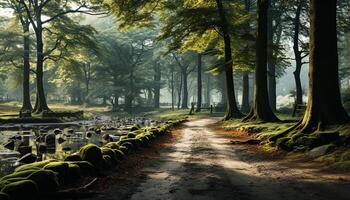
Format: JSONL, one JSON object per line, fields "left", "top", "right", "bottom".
{"left": 148, "top": 109, "right": 224, "bottom": 121}
{"left": 222, "top": 116, "right": 350, "bottom": 171}
{"left": 0, "top": 119, "right": 186, "bottom": 200}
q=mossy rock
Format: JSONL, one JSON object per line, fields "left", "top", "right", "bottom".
{"left": 118, "top": 146, "right": 129, "bottom": 154}
{"left": 104, "top": 142, "right": 120, "bottom": 150}
{"left": 341, "top": 150, "right": 350, "bottom": 161}
{"left": 119, "top": 135, "right": 128, "bottom": 141}
{"left": 127, "top": 132, "right": 138, "bottom": 138}
{"left": 113, "top": 149, "right": 125, "bottom": 160}
{"left": 43, "top": 162, "right": 69, "bottom": 184}
{"left": 1, "top": 180, "right": 38, "bottom": 200}
{"left": 15, "top": 160, "right": 57, "bottom": 172}
{"left": 0, "top": 170, "right": 39, "bottom": 181}
{"left": 0, "top": 192, "right": 8, "bottom": 200}
{"left": 101, "top": 147, "right": 117, "bottom": 163}
{"left": 102, "top": 155, "right": 113, "bottom": 169}
{"left": 64, "top": 153, "right": 82, "bottom": 162}
{"left": 331, "top": 160, "right": 350, "bottom": 171}
{"left": 67, "top": 161, "right": 96, "bottom": 176}
{"left": 130, "top": 124, "right": 141, "bottom": 131}
{"left": 66, "top": 163, "right": 81, "bottom": 181}
{"left": 27, "top": 170, "right": 59, "bottom": 194}
{"left": 275, "top": 137, "right": 292, "bottom": 151}
{"left": 119, "top": 138, "right": 141, "bottom": 149}
{"left": 79, "top": 144, "right": 104, "bottom": 169}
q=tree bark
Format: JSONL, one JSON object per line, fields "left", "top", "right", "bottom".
{"left": 241, "top": 73, "right": 250, "bottom": 113}
{"left": 244, "top": 0, "right": 279, "bottom": 122}
{"left": 293, "top": 0, "right": 304, "bottom": 105}
{"left": 20, "top": 17, "right": 32, "bottom": 116}
{"left": 267, "top": 2, "right": 276, "bottom": 111}
{"left": 300, "top": 0, "right": 349, "bottom": 130}
{"left": 205, "top": 74, "right": 210, "bottom": 106}
{"left": 181, "top": 69, "right": 188, "bottom": 109}
{"left": 196, "top": 53, "right": 202, "bottom": 112}
{"left": 271, "top": 0, "right": 350, "bottom": 143}
{"left": 171, "top": 66, "right": 175, "bottom": 111}
{"left": 33, "top": 8, "right": 50, "bottom": 114}
{"left": 216, "top": 0, "right": 243, "bottom": 120}
{"left": 177, "top": 73, "right": 182, "bottom": 109}
{"left": 154, "top": 62, "right": 161, "bottom": 109}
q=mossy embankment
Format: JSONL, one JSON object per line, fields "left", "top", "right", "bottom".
{"left": 0, "top": 119, "right": 186, "bottom": 200}
{"left": 222, "top": 116, "right": 350, "bottom": 171}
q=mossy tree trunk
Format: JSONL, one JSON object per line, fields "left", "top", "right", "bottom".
{"left": 215, "top": 0, "right": 243, "bottom": 120}
{"left": 243, "top": 0, "right": 279, "bottom": 122}
{"left": 298, "top": 0, "right": 349, "bottom": 131}
{"left": 271, "top": 0, "right": 349, "bottom": 143}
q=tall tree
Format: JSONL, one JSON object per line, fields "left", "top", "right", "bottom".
{"left": 244, "top": 0, "right": 279, "bottom": 122}
{"left": 271, "top": 0, "right": 350, "bottom": 145}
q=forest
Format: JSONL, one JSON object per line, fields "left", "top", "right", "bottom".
{"left": 0, "top": 0, "right": 349, "bottom": 200}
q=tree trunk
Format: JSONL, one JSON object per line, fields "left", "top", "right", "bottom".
{"left": 171, "top": 66, "right": 175, "bottom": 111}
{"left": 244, "top": 0, "right": 279, "bottom": 122}
{"left": 271, "top": 0, "right": 350, "bottom": 144}
{"left": 267, "top": 3, "right": 276, "bottom": 111}
{"left": 154, "top": 62, "right": 161, "bottom": 109}
{"left": 300, "top": 0, "right": 349, "bottom": 130}
{"left": 241, "top": 73, "right": 250, "bottom": 113}
{"left": 177, "top": 73, "right": 182, "bottom": 109}
{"left": 196, "top": 54, "right": 202, "bottom": 112}
{"left": 215, "top": 0, "right": 243, "bottom": 120}
{"left": 293, "top": 0, "right": 304, "bottom": 105}
{"left": 205, "top": 74, "right": 210, "bottom": 106}
{"left": 20, "top": 18, "right": 32, "bottom": 116}
{"left": 33, "top": 9, "right": 50, "bottom": 114}
{"left": 181, "top": 69, "right": 188, "bottom": 109}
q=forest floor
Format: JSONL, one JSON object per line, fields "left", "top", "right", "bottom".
{"left": 80, "top": 118, "right": 350, "bottom": 200}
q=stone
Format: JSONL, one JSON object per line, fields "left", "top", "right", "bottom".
{"left": 79, "top": 144, "right": 103, "bottom": 168}
{"left": 17, "top": 153, "right": 36, "bottom": 164}
{"left": 309, "top": 144, "right": 336, "bottom": 158}
{"left": 45, "top": 134, "right": 56, "bottom": 146}
{"left": 3, "top": 141, "right": 15, "bottom": 151}
{"left": 1, "top": 180, "right": 39, "bottom": 200}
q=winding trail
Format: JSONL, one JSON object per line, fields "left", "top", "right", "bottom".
{"left": 91, "top": 118, "right": 350, "bottom": 200}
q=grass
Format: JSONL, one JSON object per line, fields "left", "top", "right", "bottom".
{"left": 146, "top": 108, "right": 225, "bottom": 121}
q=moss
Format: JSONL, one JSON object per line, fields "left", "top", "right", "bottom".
{"left": 15, "top": 159, "right": 57, "bottom": 172}
{"left": 0, "top": 170, "right": 39, "bottom": 181}
{"left": 1, "top": 180, "right": 39, "bottom": 200}
{"left": 79, "top": 144, "right": 104, "bottom": 169}
{"left": 43, "top": 162, "right": 69, "bottom": 184}
{"left": 130, "top": 124, "right": 141, "bottom": 131}
{"left": 113, "top": 149, "right": 125, "bottom": 160}
{"left": 118, "top": 146, "right": 128, "bottom": 154}
{"left": 104, "top": 142, "right": 120, "bottom": 150}
{"left": 331, "top": 161, "right": 350, "bottom": 171}
{"left": 66, "top": 161, "right": 96, "bottom": 176}
{"left": 101, "top": 147, "right": 117, "bottom": 163}
{"left": 27, "top": 170, "right": 59, "bottom": 194}
{"left": 64, "top": 153, "right": 82, "bottom": 162}
{"left": 119, "top": 138, "right": 141, "bottom": 149}
{"left": 340, "top": 150, "right": 350, "bottom": 161}
{"left": 66, "top": 163, "right": 81, "bottom": 181}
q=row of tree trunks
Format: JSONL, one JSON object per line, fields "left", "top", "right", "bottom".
{"left": 196, "top": 54, "right": 202, "bottom": 112}
{"left": 153, "top": 62, "right": 161, "bottom": 109}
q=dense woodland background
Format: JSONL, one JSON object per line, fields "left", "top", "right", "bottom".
{"left": 0, "top": 0, "right": 349, "bottom": 128}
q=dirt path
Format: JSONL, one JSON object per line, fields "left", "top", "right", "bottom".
{"left": 88, "top": 118, "right": 350, "bottom": 200}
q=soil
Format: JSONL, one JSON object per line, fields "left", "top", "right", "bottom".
{"left": 76, "top": 118, "right": 350, "bottom": 200}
